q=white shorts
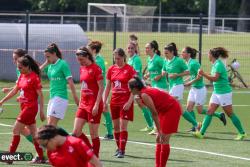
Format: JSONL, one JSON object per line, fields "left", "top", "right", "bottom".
{"left": 209, "top": 92, "right": 232, "bottom": 106}
{"left": 169, "top": 84, "right": 184, "bottom": 100}
{"left": 187, "top": 87, "right": 207, "bottom": 106}
{"left": 47, "top": 96, "right": 68, "bottom": 119}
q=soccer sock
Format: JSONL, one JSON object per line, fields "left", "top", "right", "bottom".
{"left": 142, "top": 107, "right": 153, "bottom": 128}
{"left": 230, "top": 113, "right": 245, "bottom": 134}
{"left": 103, "top": 111, "right": 113, "bottom": 135}
{"left": 25, "top": 134, "right": 33, "bottom": 143}
{"left": 189, "top": 110, "right": 196, "bottom": 120}
{"left": 9, "top": 135, "right": 20, "bottom": 153}
{"left": 200, "top": 115, "right": 213, "bottom": 135}
{"left": 201, "top": 108, "right": 222, "bottom": 119}
{"left": 79, "top": 133, "right": 92, "bottom": 148}
{"left": 91, "top": 137, "right": 100, "bottom": 157}
{"left": 155, "top": 144, "right": 161, "bottom": 167}
{"left": 120, "top": 131, "right": 128, "bottom": 152}
{"left": 34, "top": 140, "right": 44, "bottom": 159}
{"left": 114, "top": 132, "right": 120, "bottom": 149}
{"left": 183, "top": 111, "right": 198, "bottom": 127}
{"left": 160, "top": 144, "right": 170, "bottom": 167}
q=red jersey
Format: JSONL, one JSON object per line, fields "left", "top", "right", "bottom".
{"left": 107, "top": 64, "right": 136, "bottom": 105}
{"left": 141, "top": 87, "right": 178, "bottom": 112}
{"left": 48, "top": 136, "right": 94, "bottom": 167}
{"left": 17, "top": 72, "right": 42, "bottom": 107}
{"left": 79, "top": 63, "right": 103, "bottom": 112}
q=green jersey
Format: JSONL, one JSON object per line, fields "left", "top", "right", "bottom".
{"left": 187, "top": 58, "right": 204, "bottom": 88}
{"left": 16, "top": 68, "right": 20, "bottom": 78}
{"left": 211, "top": 59, "right": 232, "bottom": 94}
{"left": 162, "top": 56, "right": 188, "bottom": 90}
{"left": 95, "top": 54, "right": 106, "bottom": 86}
{"left": 44, "top": 59, "right": 72, "bottom": 99}
{"left": 128, "top": 54, "right": 142, "bottom": 79}
{"left": 147, "top": 54, "right": 168, "bottom": 89}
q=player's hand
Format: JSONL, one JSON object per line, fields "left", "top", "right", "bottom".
{"left": 2, "top": 88, "right": 11, "bottom": 94}
{"left": 143, "top": 73, "right": 149, "bottom": 80}
{"left": 198, "top": 69, "right": 204, "bottom": 76}
{"left": 40, "top": 111, "right": 46, "bottom": 122}
{"left": 123, "top": 102, "right": 132, "bottom": 111}
{"left": 169, "top": 73, "right": 178, "bottom": 79}
{"left": 92, "top": 104, "right": 99, "bottom": 116}
{"left": 103, "top": 102, "right": 108, "bottom": 112}
{"left": 196, "top": 74, "right": 202, "bottom": 80}
{"left": 74, "top": 96, "right": 79, "bottom": 106}
{"left": 154, "top": 75, "right": 161, "bottom": 81}
{"left": 184, "top": 82, "right": 191, "bottom": 86}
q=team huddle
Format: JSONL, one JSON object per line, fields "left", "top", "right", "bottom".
{"left": 0, "top": 34, "right": 247, "bottom": 167}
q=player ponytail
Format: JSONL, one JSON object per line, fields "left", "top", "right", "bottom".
{"left": 37, "top": 125, "right": 69, "bottom": 140}
{"left": 185, "top": 46, "right": 198, "bottom": 59}
{"left": 13, "top": 48, "right": 26, "bottom": 57}
{"left": 17, "top": 54, "right": 41, "bottom": 76}
{"left": 45, "top": 43, "right": 62, "bottom": 59}
{"left": 209, "top": 47, "right": 229, "bottom": 59}
{"left": 164, "top": 42, "right": 178, "bottom": 56}
{"left": 128, "top": 76, "right": 145, "bottom": 91}
{"left": 150, "top": 40, "right": 161, "bottom": 56}
{"left": 88, "top": 41, "right": 102, "bottom": 54}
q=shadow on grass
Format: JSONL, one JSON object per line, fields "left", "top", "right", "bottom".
{"left": 101, "top": 159, "right": 129, "bottom": 164}
{"left": 169, "top": 158, "right": 194, "bottom": 163}
{"left": 125, "top": 154, "right": 155, "bottom": 160}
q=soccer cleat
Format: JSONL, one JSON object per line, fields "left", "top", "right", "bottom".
{"left": 219, "top": 113, "right": 227, "bottom": 126}
{"left": 192, "top": 131, "right": 204, "bottom": 139}
{"left": 187, "top": 127, "right": 196, "bottom": 132}
{"left": 148, "top": 129, "right": 157, "bottom": 135}
{"left": 116, "top": 151, "right": 125, "bottom": 158}
{"left": 103, "top": 134, "right": 114, "bottom": 140}
{"left": 140, "top": 126, "right": 154, "bottom": 132}
{"left": 234, "top": 133, "right": 247, "bottom": 141}
{"left": 114, "top": 149, "right": 120, "bottom": 156}
{"left": 29, "top": 156, "right": 46, "bottom": 164}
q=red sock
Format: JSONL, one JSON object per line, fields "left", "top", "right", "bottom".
{"left": 34, "top": 140, "right": 44, "bottom": 159}
{"left": 91, "top": 137, "right": 100, "bottom": 157}
{"left": 160, "top": 144, "right": 170, "bottom": 167}
{"left": 114, "top": 132, "right": 120, "bottom": 149}
{"left": 155, "top": 144, "right": 161, "bottom": 167}
{"left": 79, "top": 133, "right": 92, "bottom": 148}
{"left": 119, "top": 131, "right": 128, "bottom": 152}
{"left": 9, "top": 135, "right": 20, "bottom": 153}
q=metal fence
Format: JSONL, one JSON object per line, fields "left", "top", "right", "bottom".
{"left": 0, "top": 12, "right": 249, "bottom": 87}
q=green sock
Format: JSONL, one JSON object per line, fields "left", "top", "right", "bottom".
{"left": 25, "top": 134, "right": 33, "bottom": 143}
{"left": 201, "top": 108, "right": 222, "bottom": 119}
{"left": 58, "top": 127, "right": 69, "bottom": 135}
{"left": 183, "top": 111, "right": 198, "bottom": 127}
{"left": 189, "top": 110, "right": 196, "bottom": 120}
{"left": 141, "top": 107, "right": 153, "bottom": 128}
{"left": 230, "top": 113, "right": 245, "bottom": 134}
{"left": 103, "top": 111, "right": 113, "bottom": 135}
{"left": 200, "top": 115, "right": 213, "bottom": 135}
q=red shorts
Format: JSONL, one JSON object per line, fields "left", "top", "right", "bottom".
{"left": 158, "top": 102, "right": 182, "bottom": 134}
{"left": 76, "top": 103, "right": 103, "bottom": 124}
{"left": 110, "top": 103, "right": 134, "bottom": 121}
{"left": 17, "top": 104, "right": 38, "bottom": 125}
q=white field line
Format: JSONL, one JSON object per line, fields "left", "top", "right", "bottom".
{"left": 0, "top": 122, "right": 249, "bottom": 162}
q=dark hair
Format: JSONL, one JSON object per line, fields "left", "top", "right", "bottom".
{"left": 13, "top": 48, "right": 26, "bottom": 57}
{"left": 184, "top": 46, "right": 198, "bottom": 59}
{"left": 17, "top": 54, "right": 41, "bottom": 76}
{"left": 45, "top": 43, "right": 62, "bottom": 59}
{"left": 164, "top": 42, "right": 178, "bottom": 56}
{"left": 113, "top": 48, "right": 127, "bottom": 62}
{"left": 209, "top": 47, "right": 229, "bottom": 59}
{"left": 150, "top": 40, "right": 161, "bottom": 56}
{"left": 88, "top": 41, "right": 102, "bottom": 54}
{"left": 37, "top": 125, "right": 69, "bottom": 140}
{"left": 128, "top": 76, "right": 145, "bottom": 91}
{"left": 129, "top": 34, "right": 138, "bottom": 41}
{"left": 76, "top": 46, "right": 95, "bottom": 63}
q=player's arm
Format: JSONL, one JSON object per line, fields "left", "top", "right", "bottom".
{"left": 92, "top": 79, "right": 104, "bottom": 116}
{"left": 141, "top": 93, "right": 160, "bottom": 133}
{"left": 0, "top": 85, "right": 19, "bottom": 105}
{"left": 103, "top": 79, "right": 111, "bottom": 111}
{"left": 36, "top": 89, "right": 45, "bottom": 122}
{"left": 39, "top": 59, "right": 49, "bottom": 71}
{"left": 2, "top": 86, "right": 15, "bottom": 94}
{"left": 89, "top": 155, "right": 103, "bottom": 167}
{"left": 198, "top": 69, "right": 219, "bottom": 82}
{"left": 67, "top": 78, "right": 79, "bottom": 106}
{"left": 123, "top": 93, "right": 134, "bottom": 111}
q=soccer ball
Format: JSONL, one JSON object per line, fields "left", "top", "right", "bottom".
{"left": 231, "top": 61, "right": 240, "bottom": 70}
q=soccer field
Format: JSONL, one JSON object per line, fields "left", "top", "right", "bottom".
{"left": 0, "top": 82, "right": 249, "bottom": 167}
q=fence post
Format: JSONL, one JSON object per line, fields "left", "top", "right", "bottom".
{"left": 25, "top": 10, "right": 30, "bottom": 53}
{"left": 113, "top": 13, "right": 117, "bottom": 64}
{"left": 199, "top": 13, "right": 203, "bottom": 65}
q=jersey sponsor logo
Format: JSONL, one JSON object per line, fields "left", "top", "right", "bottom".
{"left": 150, "top": 71, "right": 159, "bottom": 75}
{"left": 123, "top": 70, "right": 128, "bottom": 74}
{"left": 114, "top": 80, "right": 121, "bottom": 89}
{"left": 81, "top": 81, "right": 88, "bottom": 89}
{"left": 50, "top": 77, "right": 62, "bottom": 81}
{"left": 88, "top": 69, "right": 94, "bottom": 74}
{"left": 68, "top": 146, "right": 74, "bottom": 153}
